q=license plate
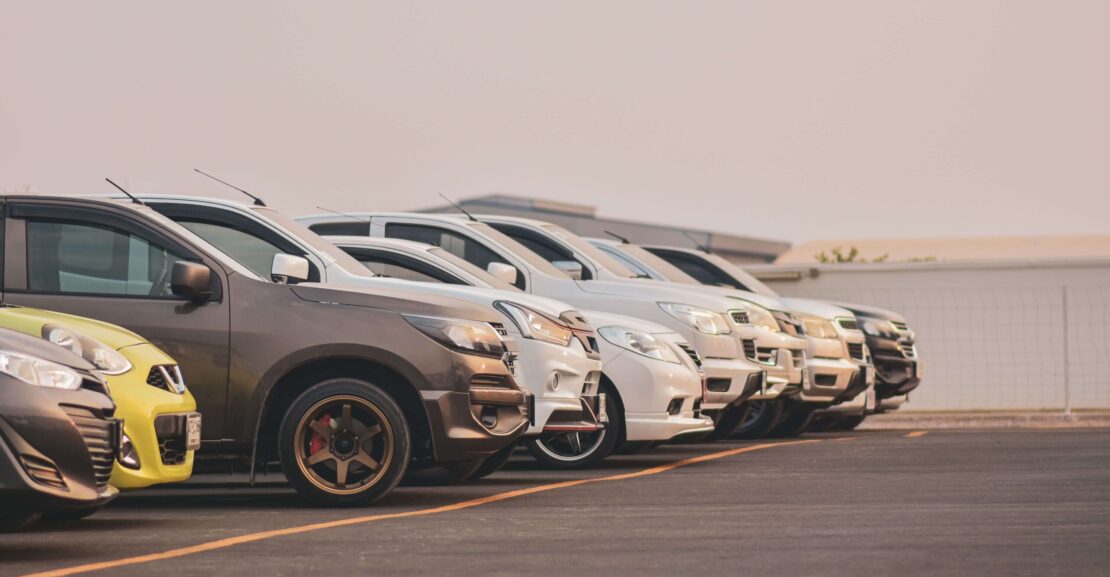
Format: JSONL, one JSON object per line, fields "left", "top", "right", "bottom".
{"left": 186, "top": 413, "right": 202, "bottom": 451}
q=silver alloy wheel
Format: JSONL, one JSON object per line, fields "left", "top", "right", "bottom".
{"left": 531, "top": 428, "right": 608, "bottom": 463}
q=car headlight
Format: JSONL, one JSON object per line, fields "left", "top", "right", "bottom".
{"left": 403, "top": 314, "right": 507, "bottom": 358}
{"left": 598, "top": 326, "right": 683, "bottom": 364}
{"left": 658, "top": 303, "right": 732, "bottom": 335}
{"left": 0, "top": 350, "right": 83, "bottom": 390}
{"left": 729, "top": 301, "right": 779, "bottom": 333}
{"left": 797, "top": 314, "right": 838, "bottom": 339}
{"left": 862, "top": 319, "right": 896, "bottom": 338}
{"left": 42, "top": 325, "right": 133, "bottom": 375}
{"left": 495, "top": 302, "right": 573, "bottom": 346}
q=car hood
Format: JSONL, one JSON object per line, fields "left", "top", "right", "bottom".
{"left": 780, "top": 298, "right": 855, "bottom": 320}
{"left": 0, "top": 325, "right": 100, "bottom": 372}
{"left": 831, "top": 301, "right": 907, "bottom": 322}
{"left": 0, "top": 305, "right": 146, "bottom": 350}
{"left": 576, "top": 278, "right": 786, "bottom": 313}
{"left": 579, "top": 309, "right": 677, "bottom": 336}
{"left": 324, "top": 276, "right": 576, "bottom": 319}
{"left": 290, "top": 282, "right": 504, "bottom": 324}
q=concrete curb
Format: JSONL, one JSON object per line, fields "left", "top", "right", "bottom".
{"left": 858, "top": 411, "right": 1110, "bottom": 430}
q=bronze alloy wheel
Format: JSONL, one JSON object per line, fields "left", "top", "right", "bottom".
{"left": 293, "top": 395, "right": 395, "bottom": 495}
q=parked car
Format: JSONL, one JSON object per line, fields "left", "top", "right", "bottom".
{"left": 322, "top": 236, "right": 714, "bottom": 466}
{"left": 297, "top": 212, "right": 767, "bottom": 438}
{"left": 638, "top": 243, "right": 920, "bottom": 427}
{"left": 137, "top": 196, "right": 604, "bottom": 474}
{"left": 0, "top": 305, "right": 199, "bottom": 489}
{"left": 0, "top": 327, "right": 121, "bottom": 531}
{"left": 0, "top": 195, "right": 528, "bottom": 505}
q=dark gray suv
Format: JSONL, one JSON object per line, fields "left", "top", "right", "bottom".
{"left": 0, "top": 196, "right": 528, "bottom": 506}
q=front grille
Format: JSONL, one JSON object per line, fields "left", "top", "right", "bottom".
{"left": 838, "top": 318, "right": 859, "bottom": 330}
{"left": 20, "top": 454, "right": 66, "bottom": 489}
{"left": 742, "top": 339, "right": 758, "bottom": 361}
{"left": 706, "top": 378, "right": 731, "bottom": 392}
{"left": 676, "top": 342, "right": 703, "bottom": 370}
{"left": 848, "top": 342, "right": 865, "bottom": 361}
{"left": 147, "top": 365, "right": 186, "bottom": 394}
{"left": 489, "top": 322, "right": 508, "bottom": 336}
{"left": 470, "top": 375, "right": 511, "bottom": 388}
{"left": 756, "top": 347, "right": 776, "bottom": 364}
{"left": 773, "top": 311, "right": 804, "bottom": 337}
{"left": 730, "top": 311, "right": 750, "bottom": 325}
{"left": 899, "top": 343, "right": 916, "bottom": 358}
{"left": 891, "top": 321, "right": 909, "bottom": 332}
{"left": 793, "top": 351, "right": 806, "bottom": 370}
{"left": 61, "top": 405, "right": 115, "bottom": 490}
{"left": 159, "top": 436, "right": 188, "bottom": 466}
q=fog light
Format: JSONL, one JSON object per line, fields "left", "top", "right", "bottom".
{"left": 548, "top": 373, "right": 560, "bottom": 391}
{"left": 480, "top": 406, "right": 499, "bottom": 429}
{"left": 118, "top": 433, "right": 141, "bottom": 470}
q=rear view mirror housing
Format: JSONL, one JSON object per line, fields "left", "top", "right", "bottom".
{"left": 486, "top": 262, "right": 519, "bottom": 285}
{"left": 271, "top": 254, "right": 310, "bottom": 284}
{"left": 170, "top": 261, "right": 213, "bottom": 302}
{"left": 552, "top": 260, "right": 583, "bottom": 281}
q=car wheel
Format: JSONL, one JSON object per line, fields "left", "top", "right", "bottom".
{"left": 0, "top": 511, "right": 41, "bottom": 532}
{"left": 705, "top": 403, "right": 752, "bottom": 440}
{"left": 526, "top": 384, "right": 622, "bottom": 469}
{"left": 730, "top": 400, "right": 783, "bottom": 439}
{"left": 467, "top": 443, "right": 518, "bottom": 480}
{"left": 279, "top": 378, "right": 410, "bottom": 507}
{"left": 768, "top": 404, "right": 816, "bottom": 437}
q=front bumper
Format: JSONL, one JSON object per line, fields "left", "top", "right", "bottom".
{"left": 511, "top": 333, "right": 603, "bottom": 436}
{"left": 625, "top": 412, "right": 715, "bottom": 442}
{"left": 0, "top": 380, "right": 120, "bottom": 512}
{"left": 108, "top": 347, "right": 200, "bottom": 489}
{"left": 793, "top": 357, "right": 863, "bottom": 406}
{"left": 699, "top": 356, "right": 766, "bottom": 411}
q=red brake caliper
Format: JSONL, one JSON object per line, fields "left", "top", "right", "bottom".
{"left": 309, "top": 413, "right": 332, "bottom": 458}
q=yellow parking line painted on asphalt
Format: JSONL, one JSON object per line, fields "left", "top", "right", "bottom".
{"left": 22, "top": 439, "right": 822, "bottom": 577}
{"left": 829, "top": 436, "right": 858, "bottom": 442}
{"left": 905, "top": 430, "right": 929, "bottom": 438}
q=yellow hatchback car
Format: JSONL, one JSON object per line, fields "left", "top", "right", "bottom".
{"left": 0, "top": 305, "right": 200, "bottom": 489}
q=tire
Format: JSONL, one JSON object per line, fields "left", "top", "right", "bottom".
{"left": 768, "top": 404, "right": 817, "bottom": 437}
{"left": 526, "top": 383, "right": 622, "bottom": 469}
{"left": 278, "top": 378, "right": 410, "bottom": 507}
{"left": 616, "top": 441, "right": 659, "bottom": 454}
{"left": 402, "top": 459, "right": 485, "bottom": 486}
{"left": 806, "top": 414, "right": 840, "bottom": 433}
{"left": 829, "top": 414, "right": 867, "bottom": 431}
{"left": 704, "top": 403, "right": 752, "bottom": 441}
{"left": 730, "top": 400, "right": 783, "bottom": 439}
{"left": 42, "top": 506, "right": 102, "bottom": 521}
{"left": 467, "top": 442, "right": 518, "bottom": 480}
{"left": 0, "top": 511, "right": 41, "bottom": 532}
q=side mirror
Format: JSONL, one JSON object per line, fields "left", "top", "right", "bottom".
{"left": 552, "top": 260, "right": 583, "bottom": 281}
{"left": 271, "top": 254, "right": 310, "bottom": 284}
{"left": 170, "top": 261, "right": 213, "bottom": 302}
{"left": 486, "top": 262, "right": 518, "bottom": 285}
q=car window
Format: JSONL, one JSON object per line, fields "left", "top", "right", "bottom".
{"left": 537, "top": 223, "right": 641, "bottom": 279}
{"left": 308, "top": 221, "right": 370, "bottom": 236}
{"left": 649, "top": 249, "right": 744, "bottom": 289}
{"left": 427, "top": 247, "right": 519, "bottom": 292}
{"left": 485, "top": 223, "right": 596, "bottom": 281}
{"left": 384, "top": 223, "right": 526, "bottom": 289}
{"left": 178, "top": 221, "right": 285, "bottom": 279}
{"left": 350, "top": 249, "right": 463, "bottom": 285}
{"left": 595, "top": 244, "right": 654, "bottom": 278}
{"left": 27, "top": 220, "right": 188, "bottom": 298}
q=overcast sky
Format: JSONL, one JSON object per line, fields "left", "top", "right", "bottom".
{"left": 1, "top": 1, "right": 1106, "bottom": 243}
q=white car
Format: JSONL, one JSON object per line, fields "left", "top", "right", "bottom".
{"left": 588, "top": 239, "right": 868, "bottom": 436}
{"left": 323, "top": 236, "right": 714, "bottom": 467}
{"left": 140, "top": 196, "right": 604, "bottom": 477}
{"left": 297, "top": 212, "right": 768, "bottom": 438}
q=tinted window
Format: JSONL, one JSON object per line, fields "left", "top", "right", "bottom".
{"left": 179, "top": 221, "right": 284, "bottom": 279}
{"left": 385, "top": 223, "right": 525, "bottom": 289}
{"left": 349, "top": 250, "right": 463, "bottom": 285}
{"left": 309, "top": 221, "right": 370, "bottom": 236}
{"left": 27, "top": 220, "right": 187, "bottom": 297}
{"left": 486, "top": 223, "right": 594, "bottom": 281}
{"left": 653, "top": 250, "right": 742, "bottom": 288}
{"left": 595, "top": 244, "right": 653, "bottom": 278}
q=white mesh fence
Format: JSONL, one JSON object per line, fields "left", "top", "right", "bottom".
{"left": 761, "top": 265, "right": 1110, "bottom": 411}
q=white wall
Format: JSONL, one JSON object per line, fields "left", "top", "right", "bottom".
{"left": 750, "top": 260, "right": 1110, "bottom": 412}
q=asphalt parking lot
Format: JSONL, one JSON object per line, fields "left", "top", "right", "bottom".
{"left": 2, "top": 429, "right": 1108, "bottom": 577}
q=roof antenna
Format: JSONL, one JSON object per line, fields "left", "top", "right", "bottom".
{"left": 438, "top": 193, "right": 478, "bottom": 222}
{"left": 316, "top": 206, "right": 370, "bottom": 222}
{"left": 193, "top": 169, "right": 267, "bottom": 207}
{"left": 604, "top": 230, "right": 631, "bottom": 244}
{"left": 105, "top": 178, "right": 145, "bottom": 206}
{"left": 683, "top": 231, "right": 711, "bottom": 253}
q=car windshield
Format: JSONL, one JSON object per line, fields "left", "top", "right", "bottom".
{"left": 252, "top": 207, "right": 377, "bottom": 277}
{"left": 619, "top": 244, "right": 701, "bottom": 284}
{"left": 539, "top": 223, "right": 640, "bottom": 279}
{"left": 720, "top": 260, "right": 779, "bottom": 298}
{"left": 427, "top": 247, "right": 520, "bottom": 292}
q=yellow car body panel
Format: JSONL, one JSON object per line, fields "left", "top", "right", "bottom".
{"left": 0, "top": 305, "right": 197, "bottom": 489}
